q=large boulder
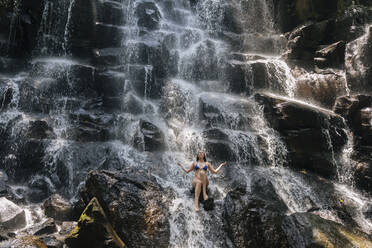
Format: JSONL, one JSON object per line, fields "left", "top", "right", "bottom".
{"left": 43, "top": 194, "right": 74, "bottom": 221}
{"left": 0, "top": 197, "right": 26, "bottom": 230}
{"left": 65, "top": 197, "right": 125, "bottom": 248}
{"left": 255, "top": 93, "right": 347, "bottom": 178}
{"left": 75, "top": 170, "right": 171, "bottom": 247}
{"left": 223, "top": 173, "right": 372, "bottom": 247}
{"left": 223, "top": 175, "right": 288, "bottom": 247}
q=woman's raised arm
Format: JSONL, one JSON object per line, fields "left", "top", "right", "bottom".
{"left": 207, "top": 162, "right": 227, "bottom": 174}
{"left": 178, "top": 161, "right": 195, "bottom": 173}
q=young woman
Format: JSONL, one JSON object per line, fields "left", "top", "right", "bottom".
{"left": 178, "top": 151, "right": 227, "bottom": 211}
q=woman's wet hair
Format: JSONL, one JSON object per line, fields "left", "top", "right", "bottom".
{"left": 196, "top": 152, "right": 207, "bottom": 162}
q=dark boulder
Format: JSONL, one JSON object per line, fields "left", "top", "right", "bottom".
{"left": 33, "top": 219, "right": 57, "bottom": 236}
{"left": 280, "top": 212, "right": 372, "bottom": 247}
{"left": 133, "top": 120, "right": 165, "bottom": 152}
{"left": 223, "top": 172, "right": 372, "bottom": 247}
{"left": 43, "top": 194, "right": 73, "bottom": 221}
{"left": 223, "top": 174, "right": 288, "bottom": 247}
{"left": 255, "top": 93, "right": 348, "bottom": 178}
{"left": 135, "top": 2, "right": 161, "bottom": 30}
{"left": 65, "top": 197, "right": 125, "bottom": 248}
{"left": 314, "top": 41, "right": 346, "bottom": 68}
{"left": 75, "top": 170, "right": 171, "bottom": 248}
{"left": 333, "top": 94, "right": 372, "bottom": 146}
{"left": 284, "top": 20, "right": 330, "bottom": 62}
{"left": 27, "top": 119, "right": 55, "bottom": 139}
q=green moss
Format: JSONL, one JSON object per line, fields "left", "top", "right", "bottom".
{"left": 65, "top": 197, "right": 126, "bottom": 248}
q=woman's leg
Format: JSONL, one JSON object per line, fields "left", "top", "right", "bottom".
{"left": 194, "top": 181, "right": 201, "bottom": 211}
{"left": 200, "top": 172, "right": 208, "bottom": 200}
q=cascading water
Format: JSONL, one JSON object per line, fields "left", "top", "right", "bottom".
{"left": 1, "top": 0, "right": 372, "bottom": 247}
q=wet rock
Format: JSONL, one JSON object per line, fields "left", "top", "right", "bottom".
{"left": 198, "top": 94, "right": 253, "bottom": 130}
{"left": 135, "top": 2, "right": 161, "bottom": 30}
{"left": 40, "top": 235, "right": 63, "bottom": 248}
{"left": 27, "top": 175, "right": 56, "bottom": 203}
{"left": 59, "top": 221, "right": 77, "bottom": 236}
{"left": 43, "top": 194, "right": 73, "bottom": 221}
{"left": 0, "top": 82, "right": 13, "bottom": 110}
{"left": 179, "top": 40, "right": 220, "bottom": 82}
{"left": 282, "top": 212, "right": 372, "bottom": 247}
{"left": 334, "top": 94, "right": 372, "bottom": 146}
{"left": 223, "top": 174, "right": 288, "bottom": 247}
{"left": 133, "top": 120, "right": 165, "bottom": 152}
{"left": 202, "top": 128, "right": 236, "bottom": 162}
{"left": 274, "top": 0, "right": 338, "bottom": 33}
{"left": 351, "top": 146, "right": 372, "bottom": 194}
{"left": 315, "top": 41, "right": 346, "bottom": 68}
{"left": 295, "top": 72, "right": 347, "bottom": 108}
{"left": 94, "top": 70, "right": 125, "bottom": 98}
{"left": 8, "top": 236, "right": 48, "bottom": 248}
{"left": 345, "top": 25, "right": 372, "bottom": 92}
{"left": 255, "top": 92, "right": 347, "bottom": 177}
{"left": 96, "top": 0, "right": 125, "bottom": 26}
{"left": 362, "top": 203, "right": 372, "bottom": 220}
{"left": 67, "top": 112, "right": 113, "bottom": 142}
{"left": 122, "top": 93, "right": 144, "bottom": 115}
{"left": 27, "top": 120, "right": 55, "bottom": 139}
{"left": 0, "top": 197, "right": 26, "bottom": 230}
{"left": 65, "top": 197, "right": 125, "bottom": 248}
{"left": 67, "top": 0, "right": 95, "bottom": 58}
{"left": 223, "top": 172, "right": 372, "bottom": 247}
{"left": 33, "top": 219, "right": 57, "bottom": 236}
{"left": 76, "top": 170, "right": 171, "bottom": 247}
{"left": 284, "top": 20, "right": 330, "bottom": 62}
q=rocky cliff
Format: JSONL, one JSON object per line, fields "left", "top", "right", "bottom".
{"left": 0, "top": 0, "right": 372, "bottom": 247}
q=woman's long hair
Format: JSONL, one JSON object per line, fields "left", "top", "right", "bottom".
{"left": 196, "top": 152, "right": 207, "bottom": 162}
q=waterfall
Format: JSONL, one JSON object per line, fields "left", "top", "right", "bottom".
{"left": 1, "top": 0, "right": 372, "bottom": 246}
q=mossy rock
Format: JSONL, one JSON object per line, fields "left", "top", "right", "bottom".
{"left": 65, "top": 197, "right": 126, "bottom": 248}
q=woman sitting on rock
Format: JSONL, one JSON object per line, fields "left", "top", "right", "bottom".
{"left": 178, "top": 151, "right": 227, "bottom": 211}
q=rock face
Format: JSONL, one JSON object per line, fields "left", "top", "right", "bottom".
{"left": 75, "top": 170, "right": 171, "bottom": 248}
{"left": 65, "top": 197, "right": 125, "bottom": 248}
{"left": 255, "top": 92, "right": 347, "bottom": 178}
{"left": 0, "top": 197, "right": 26, "bottom": 230}
{"left": 223, "top": 173, "right": 372, "bottom": 247}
